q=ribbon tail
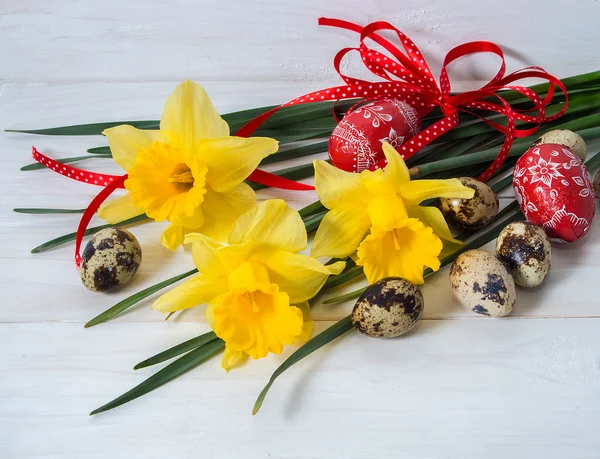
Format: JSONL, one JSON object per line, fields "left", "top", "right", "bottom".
{"left": 75, "top": 175, "right": 128, "bottom": 267}
{"left": 247, "top": 169, "right": 314, "bottom": 191}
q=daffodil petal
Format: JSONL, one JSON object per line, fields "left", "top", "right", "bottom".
{"left": 161, "top": 223, "right": 185, "bottom": 251}
{"left": 200, "top": 183, "right": 256, "bottom": 242}
{"left": 313, "top": 159, "right": 368, "bottom": 208}
{"left": 295, "top": 301, "right": 314, "bottom": 343}
{"left": 382, "top": 142, "right": 411, "bottom": 187}
{"left": 160, "top": 81, "right": 229, "bottom": 153}
{"left": 97, "top": 193, "right": 145, "bottom": 224}
{"left": 201, "top": 137, "right": 278, "bottom": 193}
{"left": 182, "top": 232, "right": 222, "bottom": 270}
{"left": 229, "top": 199, "right": 306, "bottom": 253}
{"left": 184, "top": 233, "right": 253, "bottom": 278}
{"left": 408, "top": 205, "right": 462, "bottom": 244}
{"left": 152, "top": 274, "right": 228, "bottom": 313}
{"left": 266, "top": 251, "right": 345, "bottom": 303}
{"left": 402, "top": 178, "right": 475, "bottom": 205}
{"left": 310, "top": 205, "right": 371, "bottom": 259}
{"left": 102, "top": 125, "right": 163, "bottom": 172}
{"left": 221, "top": 346, "right": 249, "bottom": 372}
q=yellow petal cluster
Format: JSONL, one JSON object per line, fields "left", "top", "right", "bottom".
{"left": 152, "top": 199, "right": 345, "bottom": 370}
{"left": 98, "top": 81, "right": 278, "bottom": 249}
{"left": 312, "top": 143, "right": 474, "bottom": 284}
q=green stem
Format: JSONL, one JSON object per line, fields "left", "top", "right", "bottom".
{"left": 84, "top": 268, "right": 198, "bottom": 328}
{"left": 31, "top": 214, "right": 149, "bottom": 253}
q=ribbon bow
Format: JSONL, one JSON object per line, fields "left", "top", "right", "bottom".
{"left": 237, "top": 17, "right": 568, "bottom": 181}
{"left": 32, "top": 17, "right": 567, "bottom": 266}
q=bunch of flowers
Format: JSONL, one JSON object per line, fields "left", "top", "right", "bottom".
{"left": 13, "top": 19, "right": 600, "bottom": 415}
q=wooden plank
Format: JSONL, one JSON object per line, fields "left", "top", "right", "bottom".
{"left": 1, "top": 0, "right": 599, "bottom": 85}
{"left": 1, "top": 319, "right": 599, "bottom": 458}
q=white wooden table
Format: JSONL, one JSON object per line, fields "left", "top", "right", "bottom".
{"left": 2, "top": 1, "right": 600, "bottom": 458}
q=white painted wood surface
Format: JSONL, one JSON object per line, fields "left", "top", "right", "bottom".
{"left": 1, "top": 1, "right": 600, "bottom": 458}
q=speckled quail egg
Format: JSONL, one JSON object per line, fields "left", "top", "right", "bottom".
{"left": 594, "top": 170, "right": 600, "bottom": 198}
{"left": 80, "top": 228, "right": 142, "bottom": 293}
{"left": 450, "top": 249, "right": 515, "bottom": 317}
{"left": 496, "top": 222, "right": 551, "bottom": 288}
{"left": 533, "top": 129, "right": 587, "bottom": 161}
{"left": 352, "top": 277, "right": 423, "bottom": 338}
{"left": 439, "top": 177, "right": 499, "bottom": 230}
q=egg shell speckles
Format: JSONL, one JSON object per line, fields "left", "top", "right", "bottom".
{"left": 439, "top": 177, "right": 498, "bottom": 230}
{"left": 594, "top": 170, "right": 600, "bottom": 198}
{"left": 80, "top": 228, "right": 142, "bottom": 293}
{"left": 496, "top": 222, "right": 552, "bottom": 288}
{"left": 533, "top": 129, "right": 587, "bottom": 161}
{"left": 352, "top": 277, "right": 423, "bottom": 338}
{"left": 450, "top": 249, "right": 515, "bottom": 317}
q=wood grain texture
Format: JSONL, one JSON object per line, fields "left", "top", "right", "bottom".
{"left": 1, "top": 1, "right": 600, "bottom": 457}
{"left": 2, "top": 320, "right": 600, "bottom": 459}
{"left": 1, "top": 0, "right": 600, "bottom": 86}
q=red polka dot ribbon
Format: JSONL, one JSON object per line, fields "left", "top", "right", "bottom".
{"left": 237, "top": 17, "right": 568, "bottom": 182}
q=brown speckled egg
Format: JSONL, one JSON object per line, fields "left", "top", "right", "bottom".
{"left": 450, "top": 249, "right": 515, "bottom": 317}
{"left": 533, "top": 129, "right": 587, "bottom": 161}
{"left": 496, "top": 222, "right": 551, "bottom": 288}
{"left": 439, "top": 177, "right": 498, "bottom": 230}
{"left": 80, "top": 228, "right": 142, "bottom": 293}
{"left": 352, "top": 277, "right": 423, "bottom": 338}
{"left": 594, "top": 170, "right": 600, "bottom": 198}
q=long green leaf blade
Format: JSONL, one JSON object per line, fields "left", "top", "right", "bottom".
{"left": 253, "top": 316, "right": 353, "bottom": 415}
{"left": 90, "top": 339, "right": 225, "bottom": 416}
{"left": 84, "top": 268, "right": 198, "bottom": 328}
{"left": 14, "top": 208, "right": 86, "bottom": 214}
{"left": 31, "top": 214, "right": 149, "bottom": 253}
{"left": 8, "top": 120, "right": 160, "bottom": 136}
{"left": 87, "top": 146, "right": 111, "bottom": 155}
{"left": 134, "top": 331, "right": 217, "bottom": 370}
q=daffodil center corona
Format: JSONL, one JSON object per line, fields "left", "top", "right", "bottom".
{"left": 247, "top": 292, "right": 260, "bottom": 313}
{"left": 168, "top": 164, "right": 194, "bottom": 192}
{"left": 390, "top": 228, "right": 403, "bottom": 250}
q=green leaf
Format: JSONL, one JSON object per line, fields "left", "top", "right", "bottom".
{"left": 303, "top": 211, "right": 327, "bottom": 234}
{"left": 416, "top": 122, "right": 600, "bottom": 177}
{"left": 8, "top": 120, "right": 160, "bottom": 136}
{"left": 134, "top": 331, "right": 217, "bottom": 370}
{"left": 31, "top": 214, "right": 149, "bottom": 254}
{"left": 298, "top": 200, "right": 325, "bottom": 218}
{"left": 14, "top": 208, "right": 86, "bottom": 214}
{"left": 321, "top": 266, "right": 364, "bottom": 290}
{"left": 21, "top": 154, "right": 111, "bottom": 171}
{"left": 90, "top": 339, "right": 225, "bottom": 416}
{"left": 585, "top": 150, "right": 600, "bottom": 171}
{"left": 84, "top": 268, "right": 198, "bottom": 328}
{"left": 261, "top": 141, "right": 327, "bottom": 165}
{"left": 253, "top": 316, "right": 353, "bottom": 415}
{"left": 87, "top": 146, "right": 111, "bottom": 155}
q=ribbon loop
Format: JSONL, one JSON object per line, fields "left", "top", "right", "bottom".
{"left": 236, "top": 17, "right": 567, "bottom": 181}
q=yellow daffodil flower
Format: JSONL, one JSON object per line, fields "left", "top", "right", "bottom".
{"left": 152, "top": 199, "right": 345, "bottom": 370}
{"left": 311, "top": 143, "right": 474, "bottom": 284}
{"left": 98, "top": 80, "right": 278, "bottom": 249}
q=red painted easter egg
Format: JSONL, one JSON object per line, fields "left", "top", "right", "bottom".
{"left": 328, "top": 99, "right": 421, "bottom": 172}
{"left": 513, "top": 144, "right": 596, "bottom": 242}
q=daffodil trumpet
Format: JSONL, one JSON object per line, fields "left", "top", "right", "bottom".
{"left": 152, "top": 199, "right": 345, "bottom": 371}
{"left": 311, "top": 142, "right": 475, "bottom": 285}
